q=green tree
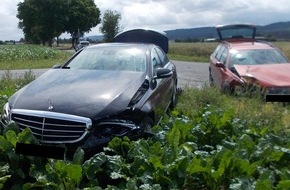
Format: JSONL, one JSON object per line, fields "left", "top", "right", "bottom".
{"left": 99, "top": 10, "right": 123, "bottom": 42}
{"left": 17, "top": 0, "right": 67, "bottom": 45}
{"left": 64, "top": 0, "right": 101, "bottom": 48}
{"left": 17, "top": 0, "right": 100, "bottom": 47}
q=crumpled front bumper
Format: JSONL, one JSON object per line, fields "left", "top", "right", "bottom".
{"left": 12, "top": 118, "right": 144, "bottom": 160}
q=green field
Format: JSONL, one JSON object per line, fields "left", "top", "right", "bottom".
{"left": 0, "top": 43, "right": 290, "bottom": 189}
{"left": 0, "top": 44, "right": 72, "bottom": 70}
{"left": 1, "top": 42, "right": 290, "bottom": 69}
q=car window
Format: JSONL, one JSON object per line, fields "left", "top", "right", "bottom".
{"left": 229, "top": 49, "right": 289, "bottom": 66}
{"left": 151, "top": 48, "right": 162, "bottom": 69}
{"left": 67, "top": 47, "right": 147, "bottom": 72}
{"left": 216, "top": 46, "right": 227, "bottom": 62}
{"left": 220, "top": 47, "right": 228, "bottom": 63}
{"left": 212, "top": 44, "right": 222, "bottom": 57}
{"left": 155, "top": 47, "right": 169, "bottom": 67}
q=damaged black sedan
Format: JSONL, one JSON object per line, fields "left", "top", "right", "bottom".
{"left": 0, "top": 29, "right": 177, "bottom": 159}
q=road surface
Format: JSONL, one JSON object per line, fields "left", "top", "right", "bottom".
{"left": 0, "top": 61, "right": 209, "bottom": 88}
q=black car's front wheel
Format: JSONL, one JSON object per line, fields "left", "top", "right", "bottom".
{"left": 139, "top": 117, "right": 154, "bottom": 138}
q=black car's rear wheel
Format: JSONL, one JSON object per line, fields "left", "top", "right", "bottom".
{"left": 170, "top": 80, "right": 177, "bottom": 109}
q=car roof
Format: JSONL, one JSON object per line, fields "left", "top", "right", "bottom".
{"left": 221, "top": 40, "right": 277, "bottom": 51}
{"left": 114, "top": 28, "right": 169, "bottom": 53}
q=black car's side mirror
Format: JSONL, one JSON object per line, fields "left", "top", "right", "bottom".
{"left": 215, "top": 61, "right": 225, "bottom": 68}
{"left": 155, "top": 68, "right": 173, "bottom": 79}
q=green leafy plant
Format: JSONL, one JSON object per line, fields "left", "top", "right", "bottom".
{"left": 0, "top": 76, "right": 289, "bottom": 189}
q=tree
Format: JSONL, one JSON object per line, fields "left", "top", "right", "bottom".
{"left": 17, "top": 0, "right": 67, "bottom": 45}
{"left": 64, "top": 0, "right": 101, "bottom": 48}
{"left": 17, "top": 0, "right": 101, "bottom": 46}
{"left": 99, "top": 10, "right": 123, "bottom": 42}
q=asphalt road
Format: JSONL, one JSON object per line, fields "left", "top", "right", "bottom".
{"left": 173, "top": 60, "right": 209, "bottom": 88}
{"left": 0, "top": 61, "right": 209, "bottom": 88}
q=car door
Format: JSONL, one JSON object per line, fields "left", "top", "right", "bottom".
{"left": 149, "top": 47, "right": 174, "bottom": 120}
{"left": 155, "top": 46, "right": 175, "bottom": 105}
{"left": 210, "top": 45, "right": 229, "bottom": 89}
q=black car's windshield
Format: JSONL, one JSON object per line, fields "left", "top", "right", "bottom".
{"left": 229, "top": 49, "right": 289, "bottom": 66}
{"left": 67, "top": 46, "right": 147, "bottom": 72}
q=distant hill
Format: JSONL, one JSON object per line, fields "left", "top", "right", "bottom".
{"left": 86, "top": 21, "right": 290, "bottom": 41}
{"left": 165, "top": 21, "right": 290, "bottom": 41}
{"left": 256, "top": 21, "right": 290, "bottom": 39}
{"left": 165, "top": 27, "right": 216, "bottom": 40}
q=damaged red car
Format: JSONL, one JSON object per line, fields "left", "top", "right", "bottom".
{"left": 209, "top": 24, "right": 290, "bottom": 99}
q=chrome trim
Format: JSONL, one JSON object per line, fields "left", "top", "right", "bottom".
{"left": 11, "top": 109, "right": 92, "bottom": 144}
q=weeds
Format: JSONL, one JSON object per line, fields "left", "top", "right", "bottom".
{"left": 176, "top": 86, "right": 290, "bottom": 134}
{"left": 0, "top": 70, "right": 35, "bottom": 108}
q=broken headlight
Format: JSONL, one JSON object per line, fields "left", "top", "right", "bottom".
{"left": 129, "top": 80, "right": 149, "bottom": 106}
{"left": 94, "top": 120, "right": 140, "bottom": 139}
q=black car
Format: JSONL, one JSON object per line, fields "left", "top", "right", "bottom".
{"left": 1, "top": 29, "right": 177, "bottom": 159}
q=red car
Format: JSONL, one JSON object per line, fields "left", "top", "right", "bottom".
{"left": 209, "top": 24, "right": 290, "bottom": 100}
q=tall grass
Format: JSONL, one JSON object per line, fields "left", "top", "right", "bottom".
{"left": 175, "top": 86, "right": 290, "bottom": 134}
{"left": 168, "top": 42, "right": 217, "bottom": 62}
{"left": 273, "top": 41, "right": 290, "bottom": 59}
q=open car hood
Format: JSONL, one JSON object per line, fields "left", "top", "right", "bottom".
{"left": 9, "top": 69, "right": 145, "bottom": 119}
{"left": 234, "top": 64, "right": 290, "bottom": 87}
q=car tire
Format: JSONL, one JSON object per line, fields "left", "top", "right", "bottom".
{"left": 222, "top": 82, "right": 233, "bottom": 94}
{"left": 209, "top": 70, "right": 214, "bottom": 86}
{"left": 140, "top": 117, "right": 154, "bottom": 136}
{"left": 170, "top": 80, "right": 177, "bottom": 109}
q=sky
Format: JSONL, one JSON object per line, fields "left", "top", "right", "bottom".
{"left": 1, "top": 0, "right": 290, "bottom": 41}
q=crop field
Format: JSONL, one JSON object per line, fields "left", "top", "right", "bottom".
{"left": 0, "top": 43, "right": 290, "bottom": 189}
{"left": 0, "top": 44, "right": 72, "bottom": 70}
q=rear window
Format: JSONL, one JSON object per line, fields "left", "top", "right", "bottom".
{"left": 217, "top": 24, "right": 256, "bottom": 40}
{"left": 220, "top": 28, "right": 254, "bottom": 39}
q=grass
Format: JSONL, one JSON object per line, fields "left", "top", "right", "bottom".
{"left": 176, "top": 86, "right": 290, "bottom": 134}
{"left": 168, "top": 42, "right": 217, "bottom": 62}
{"left": 0, "top": 70, "right": 36, "bottom": 107}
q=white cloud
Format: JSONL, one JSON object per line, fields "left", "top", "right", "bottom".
{"left": 0, "top": 0, "right": 24, "bottom": 40}
{"left": 1, "top": 0, "right": 290, "bottom": 40}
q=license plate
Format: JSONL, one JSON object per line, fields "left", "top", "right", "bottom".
{"left": 16, "top": 143, "right": 65, "bottom": 160}
{"left": 266, "top": 94, "right": 290, "bottom": 102}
